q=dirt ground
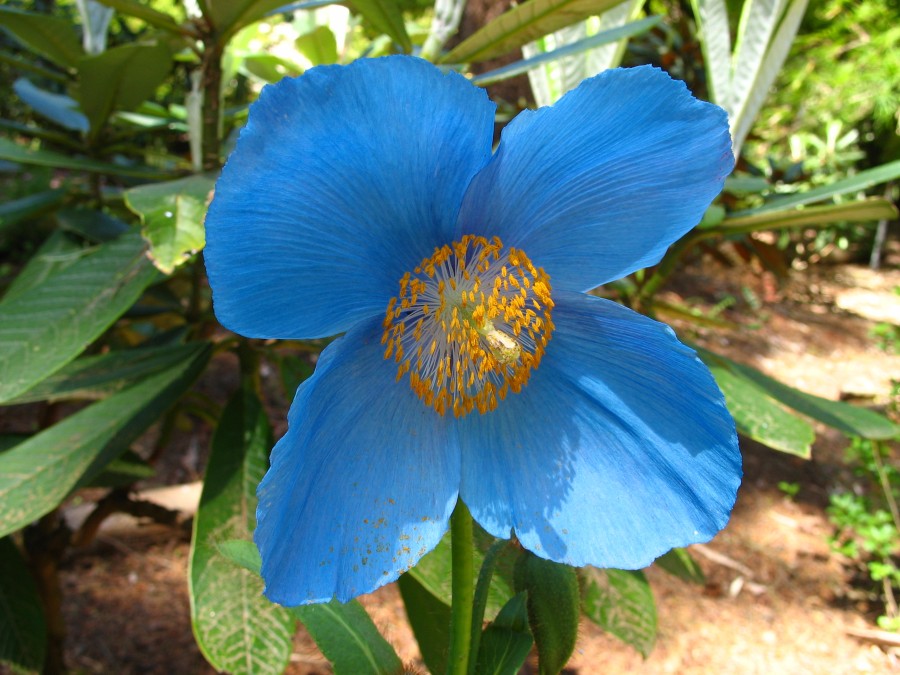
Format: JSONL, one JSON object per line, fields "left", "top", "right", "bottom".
{"left": 51, "top": 253, "right": 900, "bottom": 674}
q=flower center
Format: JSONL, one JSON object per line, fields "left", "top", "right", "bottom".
{"left": 382, "top": 235, "right": 554, "bottom": 418}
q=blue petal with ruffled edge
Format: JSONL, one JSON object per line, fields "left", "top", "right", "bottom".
{"left": 205, "top": 56, "right": 495, "bottom": 340}
{"left": 255, "top": 318, "right": 459, "bottom": 605}
{"left": 456, "top": 66, "right": 733, "bottom": 292}
{"left": 458, "top": 291, "right": 741, "bottom": 569}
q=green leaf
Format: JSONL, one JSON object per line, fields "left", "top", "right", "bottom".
{"left": 2, "top": 231, "right": 83, "bottom": 302}
{"left": 349, "top": 0, "right": 413, "bottom": 53}
{"left": 189, "top": 387, "right": 296, "bottom": 674}
{"left": 56, "top": 208, "right": 130, "bottom": 243}
{"left": 698, "top": 347, "right": 899, "bottom": 441}
{"left": 397, "top": 573, "right": 451, "bottom": 675}
{"left": 290, "top": 601, "right": 404, "bottom": 675}
{"left": 200, "top": 0, "right": 293, "bottom": 40}
{"left": 87, "top": 449, "right": 155, "bottom": 487}
{"left": 0, "top": 189, "right": 67, "bottom": 236}
{"left": 0, "top": 232, "right": 158, "bottom": 404}
{"left": 472, "top": 15, "right": 661, "bottom": 86}
{"left": 278, "top": 354, "right": 315, "bottom": 398}
{"left": 475, "top": 592, "right": 533, "bottom": 675}
{"left": 94, "top": 0, "right": 188, "bottom": 34}
{"left": 714, "top": 198, "right": 898, "bottom": 237}
{"left": 580, "top": 567, "right": 656, "bottom": 658}
{"left": 0, "top": 137, "right": 177, "bottom": 179}
{"left": 7, "top": 343, "right": 205, "bottom": 404}
{"left": 12, "top": 79, "right": 88, "bottom": 133}
{"left": 691, "top": 0, "right": 731, "bottom": 106}
{"left": 701, "top": 348, "right": 815, "bottom": 457}
{"left": 0, "top": 7, "right": 83, "bottom": 69}
{"left": 0, "top": 342, "right": 210, "bottom": 539}
{"left": 296, "top": 25, "right": 339, "bottom": 65}
{"left": 124, "top": 175, "right": 214, "bottom": 274}
{"left": 654, "top": 548, "right": 706, "bottom": 585}
{"left": 730, "top": 159, "right": 900, "bottom": 217}
{"left": 0, "top": 537, "right": 46, "bottom": 673}
{"left": 74, "top": 42, "right": 174, "bottom": 138}
{"left": 442, "top": 0, "right": 627, "bottom": 64}
{"left": 514, "top": 553, "right": 579, "bottom": 675}
{"left": 217, "top": 538, "right": 262, "bottom": 574}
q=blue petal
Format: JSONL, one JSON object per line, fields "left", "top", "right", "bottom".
{"left": 458, "top": 292, "right": 741, "bottom": 569}
{"left": 206, "top": 56, "right": 496, "bottom": 339}
{"left": 255, "top": 317, "right": 459, "bottom": 604}
{"left": 456, "top": 66, "right": 733, "bottom": 291}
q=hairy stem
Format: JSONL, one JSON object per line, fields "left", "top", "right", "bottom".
{"left": 448, "top": 500, "right": 475, "bottom": 675}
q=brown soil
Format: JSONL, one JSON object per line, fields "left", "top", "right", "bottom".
{"left": 51, "top": 258, "right": 900, "bottom": 674}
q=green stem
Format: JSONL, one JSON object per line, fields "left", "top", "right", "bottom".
{"left": 447, "top": 500, "right": 475, "bottom": 675}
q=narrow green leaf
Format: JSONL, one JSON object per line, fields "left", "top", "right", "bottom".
{"left": 472, "top": 15, "right": 661, "bottom": 86}
{"left": 87, "top": 449, "right": 156, "bottom": 488}
{"left": 730, "top": 159, "right": 900, "bottom": 217}
{"left": 580, "top": 568, "right": 656, "bottom": 658}
{"left": 7, "top": 343, "right": 204, "bottom": 404}
{"left": 0, "top": 537, "right": 46, "bottom": 673}
{"left": 94, "top": 0, "right": 188, "bottom": 34}
{"left": 290, "top": 600, "right": 404, "bottom": 675}
{"left": 0, "top": 232, "right": 158, "bottom": 404}
{"left": 730, "top": 0, "right": 808, "bottom": 155}
{"left": 0, "top": 189, "right": 67, "bottom": 235}
{"left": 56, "top": 208, "right": 130, "bottom": 243}
{"left": 475, "top": 592, "right": 533, "bottom": 675}
{"left": 74, "top": 42, "right": 174, "bottom": 138}
{"left": 12, "top": 79, "right": 88, "bottom": 133}
{"left": 296, "top": 25, "right": 339, "bottom": 65}
{"left": 701, "top": 350, "right": 814, "bottom": 457}
{"left": 442, "top": 0, "right": 627, "bottom": 64}
{"left": 654, "top": 548, "right": 706, "bottom": 585}
{"left": 714, "top": 198, "right": 898, "bottom": 237}
{"left": 189, "top": 387, "right": 296, "bottom": 674}
{"left": 0, "top": 137, "right": 178, "bottom": 179}
{"left": 730, "top": 0, "right": 786, "bottom": 118}
{"left": 397, "top": 573, "right": 451, "bottom": 675}
{"left": 698, "top": 347, "right": 899, "bottom": 441}
{"left": 0, "top": 7, "right": 83, "bottom": 69}
{"left": 514, "top": 553, "right": 579, "bottom": 675}
{"left": 691, "top": 0, "right": 731, "bottom": 106}
{"left": 349, "top": 0, "right": 413, "bottom": 53}
{"left": 124, "top": 175, "right": 214, "bottom": 274}
{"left": 0, "top": 343, "right": 210, "bottom": 539}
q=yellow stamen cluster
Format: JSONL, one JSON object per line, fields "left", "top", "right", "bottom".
{"left": 382, "top": 234, "right": 554, "bottom": 418}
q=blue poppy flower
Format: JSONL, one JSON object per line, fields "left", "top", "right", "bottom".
{"left": 205, "top": 56, "right": 742, "bottom": 606}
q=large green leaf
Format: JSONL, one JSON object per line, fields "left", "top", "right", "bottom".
{"left": 0, "top": 232, "right": 158, "bottom": 404}
{"left": 442, "top": 0, "right": 627, "bottom": 64}
{"left": 0, "top": 342, "right": 210, "bottom": 539}
{"left": 124, "top": 175, "right": 214, "bottom": 274}
{"left": 215, "top": 539, "right": 403, "bottom": 675}
{"left": 474, "top": 592, "right": 533, "bottom": 675}
{"left": 514, "top": 553, "right": 579, "bottom": 675}
{"left": 580, "top": 567, "right": 656, "bottom": 658}
{"left": 8, "top": 343, "right": 204, "bottom": 404}
{"left": 0, "top": 537, "right": 46, "bottom": 674}
{"left": 702, "top": 350, "right": 815, "bottom": 457}
{"left": 189, "top": 387, "right": 295, "bottom": 674}
{"left": 12, "top": 78, "right": 88, "bottom": 133}
{"left": 290, "top": 602, "right": 404, "bottom": 675}
{"left": 0, "top": 137, "right": 177, "bottom": 179}
{"left": 0, "top": 189, "right": 67, "bottom": 236}
{"left": 74, "top": 42, "right": 174, "bottom": 137}
{"left": 654, "top": 547, "right": 706, "bottom": 585}
{"left": 397, "top": 573, "right": 451, "bottom": 675}
{"left": 698, "top": 347, "right": 899, "bottom": 441}
{"left": 0, "top": 7, "right": 83, "bottom": 69}
{"left": 94, "top": 0, "right": 187, "bottom": 34}
{"left": 349, "top": 0, "right": 413, "bottom": 53}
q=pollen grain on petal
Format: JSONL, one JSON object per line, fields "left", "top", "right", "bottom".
{"left": 381, "top": 234, "right": 554, "bottom": 418}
